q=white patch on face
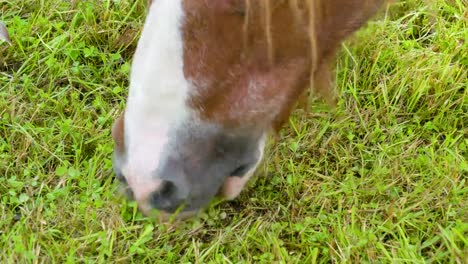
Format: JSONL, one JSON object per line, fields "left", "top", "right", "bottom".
{"left": 220, "top": 133, "right": 267, "bottom": 200}
{"left": 123, "top": 0, "right": 190, "bottom": 202}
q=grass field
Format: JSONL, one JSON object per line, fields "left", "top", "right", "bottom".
{"left": 1, "top": 0, "right": 467, "bottom": 263}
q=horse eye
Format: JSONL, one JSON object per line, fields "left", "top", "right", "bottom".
{"left": 229, "top": 164, "right": 251, "bottom": 177}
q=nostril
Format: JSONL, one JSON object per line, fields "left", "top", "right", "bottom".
{"left": 150, "top": 180, "right": 181, "bottom": 212}
{"left": 229, "top": 163, "right": 251, "bottom": 177}
{"left": 159, "top": 180, "right": 177, "bottom": 197}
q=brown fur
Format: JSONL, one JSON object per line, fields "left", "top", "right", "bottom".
{"left": 182, "top": 0, "right": 385, "bottom": 131}
{"left": 112, "top": 114, "right": 125, "bottom": 154}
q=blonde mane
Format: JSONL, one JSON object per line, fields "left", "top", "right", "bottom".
{"left": 244, "top": 0, "right": 385, "bottom": 105}
{"left": 245, "top": 0, "right": 327, "bottom": 104}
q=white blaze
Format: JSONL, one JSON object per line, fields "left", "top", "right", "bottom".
{"left": 123, "top": 0, "right": 189, "bottom": 201}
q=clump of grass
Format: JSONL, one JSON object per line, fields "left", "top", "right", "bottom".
{"left": 1, "top": 0, "right": 466, "bottom": 262}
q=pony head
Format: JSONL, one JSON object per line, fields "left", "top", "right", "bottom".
{"left": 112, "top": 0, "right": 384, "bottom": 218}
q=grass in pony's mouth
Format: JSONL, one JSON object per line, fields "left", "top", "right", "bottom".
{"left": 0, "top": 0, "right": 466, "bottom": 262}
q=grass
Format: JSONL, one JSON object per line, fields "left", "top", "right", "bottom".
{"left": 0, "top": 0, "right": 466, "bottom": 262}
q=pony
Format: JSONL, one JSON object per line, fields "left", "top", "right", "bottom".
{"left": 112, "top": 0, "right": 386, "bottom": 219}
